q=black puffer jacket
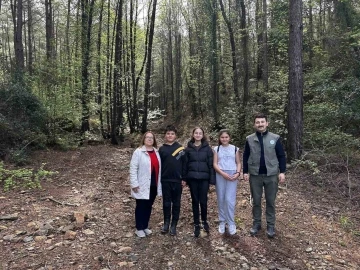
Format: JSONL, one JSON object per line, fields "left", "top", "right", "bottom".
{"left": 182, "top": 141, "right": 215, "bottom": 184}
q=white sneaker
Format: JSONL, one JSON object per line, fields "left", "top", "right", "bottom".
{"left": 144, "top": 228, "right": 152, "bottom": 235}
{"left": 218, "top": 222, "right": 225, "bottom": 234}
{"left": 135, "top": 230, "right": 146, "bottom": 238}
{"left": 229, "top": 224, "right": 237, "bottom": 235}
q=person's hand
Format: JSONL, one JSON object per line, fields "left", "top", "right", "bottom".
{"left": 181, "top": 180, "right": 187, "bottom": 187}
{"left": 132, "top": 186, "right": 140, "bottom": 193}
{"left": 222, "top": 172, "right": 232, "bottom": 181}
{"left": 278, "top": 173, "right": 285, "bottom": 183}
{"left": 230, "top": 172, "right": 240, "bottom": 181}
{"left": 243, "top": 173, "right": 249, "bottom": 181}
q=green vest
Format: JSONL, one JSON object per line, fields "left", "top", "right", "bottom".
{"left": 246, "top": 132, "right": 280, "bottom": 176}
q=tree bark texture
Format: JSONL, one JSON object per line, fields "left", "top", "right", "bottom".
{"left": 287, "top": 0, "right": 304, "bottom": 161}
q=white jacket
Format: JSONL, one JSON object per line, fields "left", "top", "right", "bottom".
{"left": 129, "top": 146, "right": 162, "bottom": 199}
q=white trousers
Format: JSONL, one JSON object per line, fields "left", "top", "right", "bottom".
{"left": 215, "top": 170, "right": 238, "bottom": 225}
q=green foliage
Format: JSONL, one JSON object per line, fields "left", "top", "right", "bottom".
{"left": 0, "top": 162, "right": 57, "bottom": 191}
{"left": 0, "top": 77, "right": 48, "bottom": 161}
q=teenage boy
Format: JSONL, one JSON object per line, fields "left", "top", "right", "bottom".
{"left": 243, "top": 113, "right": 286, "bottom": 238}
{"left": 159, "top": 125, "right": 186, "bottom": 236}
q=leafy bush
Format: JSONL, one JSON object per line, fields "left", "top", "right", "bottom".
{"left": 0, "top": 162, "right": 57, "bottom": 191}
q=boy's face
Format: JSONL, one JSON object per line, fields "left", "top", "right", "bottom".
{"left": 165, "top": 131, "right": 176, "bottom": 144}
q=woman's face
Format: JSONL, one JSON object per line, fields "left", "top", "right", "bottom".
{"left": 193, "top": 128, "right": 204, "bottom": 142}
{"left": 144, "top": 132, "right": 154, "bottom": 147}
{"left": 219, "top": 133, "right": 230, "bottom": 145}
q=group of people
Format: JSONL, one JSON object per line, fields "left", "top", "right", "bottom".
{"left": 129, "top": 113, "right": 286, "bottom": 239}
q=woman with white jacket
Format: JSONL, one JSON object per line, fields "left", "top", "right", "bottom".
{"left": 129, "top": 131, "right": 162, "bottom": 238}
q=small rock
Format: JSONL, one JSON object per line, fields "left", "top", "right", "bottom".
{"left": 218, "top": 258, "right": 226, "bottom": 264}
{"left": 306, "top": 247, "right": 313, "bottom": 253}
{"left": 73, "top": 212, "right": 86, "bottom": 227}
{"left": 128, "top": 262, "right": 135, "bottom": 267}
{"left": 0, "top": 213, "right": 18, "bottom": 220}
{"left": 125, "top": 232, "right": 133, "bottom": 238}
{"left": 83, "top": 229, "right": 94, "bottom": 235}
{"left": 118, "top": 247, "right": 132, "bottom": 253}
{"left": 118, "top": 262, "right": 128, "bottom": 267}
{"left": 3, "top": 234, "right": 16, "bottom": 242}
{"left": 64, "top": 230, "right": 77, "bottom": 240}
{"left": 0, "top": 225, "right": 8, "bottom": 231}
{"left": 109, "top": 242, "right": 117, "bottom": 248}
{"left": 34, "top": 236, "right": 47, "bottom": 242}
{"left": 59, "top": 224, "right": 75, "bottom": 233}
{"left": 23, "top": 236, "right": 34, "bottom": 243}
{"left": 27, "top": 222, "right": 39, "bottom": 229}
{"left": 181, "top": 255, "right": 186, "bottom": 259}
{"left": 15, "top": 230, "right": 27, "bottom": 236}
{"left": 168, "top": 261, "right": 174, "bottom": 266}
{"left": 186, "top": 242, "right": 191, "bottom": 246}
{"left": 324, "top": 255, "right": 332, "bottom": 261}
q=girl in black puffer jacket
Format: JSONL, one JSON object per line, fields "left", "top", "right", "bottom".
{"left": 183, "top": 127, "right": 215, "bottom": 237}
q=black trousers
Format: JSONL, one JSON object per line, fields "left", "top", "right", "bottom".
{"left": 162, "top": 181, "right": 182, "bottom": 223}
{"left": 135, "top": 185, "right": 157, "bottom": 230}
{"left": 188, "top": 179, "right": 209, "bottom": 225}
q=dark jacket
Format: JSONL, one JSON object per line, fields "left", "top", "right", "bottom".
{"left": 182, "top": 141, "right": 215, "bottom": 184}
{"left": 159, "top": 142, "right": 185, "bottom": 183}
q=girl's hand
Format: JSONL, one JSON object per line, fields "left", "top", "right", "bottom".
{"left": 222, "top": 173, "right": 232, "bottom": 180}
{"left": 231, "top": 172, "right": 240, "bottom": 180}
{"left": 132, "top": 186, "right": 140, "bottom": 193}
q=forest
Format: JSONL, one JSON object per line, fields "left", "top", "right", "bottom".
{"left": 0, "top": 0, "right": 360, "bottom": 268}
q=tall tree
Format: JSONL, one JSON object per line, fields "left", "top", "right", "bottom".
{"left": 80, "top": 0, "right": 96, "bottom": 135}
{"left": 11, "top": 0, "right": 25, "bottom": 71}
{"left": 111, "top": 0, "right": 124, "bottom": 144}
{"left": 45, "top": 0, "right": 55, "bottom": 59}
{"left": 141, "top": 0, "right": 158, "bottom": 133}
{"left": 287, "top": 0, "right": 303, "bottom": 160}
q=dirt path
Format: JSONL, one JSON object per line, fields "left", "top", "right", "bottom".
{"left": 1, "top": 144, "right": 359, "bottom": 270}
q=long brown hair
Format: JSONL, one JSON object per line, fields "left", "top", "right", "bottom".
{"left": 190, "top": 127, "right": 207, "bottom": 143}
{"left": 140, "top": 131, "right": 157, "bottom": 148}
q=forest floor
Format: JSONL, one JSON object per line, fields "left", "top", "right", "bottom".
{"left": 1, "top": 139, "right": 360, "bottom": 270}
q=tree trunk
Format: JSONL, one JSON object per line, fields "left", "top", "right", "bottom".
{"left": 141, "top": 0, "right": 157, "bottom": 133}
{"left": 45, "top": 0, "right": 55, "bottom": 60}
{"left": 97, "top": 0, "right": 105, "bottom": 137}
{"left": 80, "top": 0, "right": 96, "bottom": 135}
{"left": 219, "top": 0, "right": 240, "bottom": 100}
{"left": 287, "top": 0, "right": 304, "bottom": 161}
{"left": 11, "top": 0, "right": 25, "bottom": 71}
{"left": 27, "top": 0, "right": 33, "bottom": 74}
{"left": 111, "top": 0, "right": 124, "bottom": 144}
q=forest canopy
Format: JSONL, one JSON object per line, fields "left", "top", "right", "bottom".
{"left": 0, "top": 0, "right": 359, "bottom": 163}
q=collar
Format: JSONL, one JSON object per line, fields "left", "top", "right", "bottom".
{"left": 256, "top": 130, "right": 268, "bottom": 137}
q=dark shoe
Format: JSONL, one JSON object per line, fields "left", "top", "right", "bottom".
{"left": 194, "top": 225, "right": 200, "bottom": 237}
{"left": 203, "top": 221, "right": 210, "bottom": 233}
{"left": 169, "top": 221, "right": 177, "bottom": 236}
{"left": 161, "top": 221, "right": 170, "bottom": 234}
{"left": 250, "top": 224, "right": 261, "bottom": 236}
{"left": 266, "top": 226, "right": 275, "bottom": 238}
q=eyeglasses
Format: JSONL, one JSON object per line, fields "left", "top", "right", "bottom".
{"left": 145, "top": 136, "right": 154, "bottom": 139}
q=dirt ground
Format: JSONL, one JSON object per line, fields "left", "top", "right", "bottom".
{"left": 1, "top": 143, "right": 360, "bottom": 270}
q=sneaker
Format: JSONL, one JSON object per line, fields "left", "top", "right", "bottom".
{"left": 194, "top": 225, "right": 200, "bottom": 237}
{"left": 203, "top": 221, "right": 210, "bottom": 233}
{"left": 229, "top": 224, "right": 237, "bottom": 235}
{"left": 266, "top": 226, "right": 275, "bottom": 238}
{"left": 144, "top": 228, "right": 152, "bottom": 236}
{"left": 135, "top": 230, "right": 146, "bottom": 238}
{"left": 218, "top": 222, "right": 225, "bottom": 234}
{"left": 250, "top": 224, "right": 261, "bottom": 236}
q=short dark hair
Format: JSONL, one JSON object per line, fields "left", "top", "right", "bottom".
{"left": 190, "top": 126, "right": 207, "bottom": 143}
{"left": 164, "top": 125, "right": 177, "bottom": 134}
{"left": 254, "top": 112, "right": 268, "bottom": 122}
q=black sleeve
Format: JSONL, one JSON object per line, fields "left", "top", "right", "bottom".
{"left": 182, "top": 149, "right": 189, "bottom": 180}
{"left": 275, "top": 139, "right": 286, "bottom": 173}
{"left": 242, "top": 140, "right": 250, "bottom": 174}
{"left": 207, "top": 146, "right": 216, "bottom": 185}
